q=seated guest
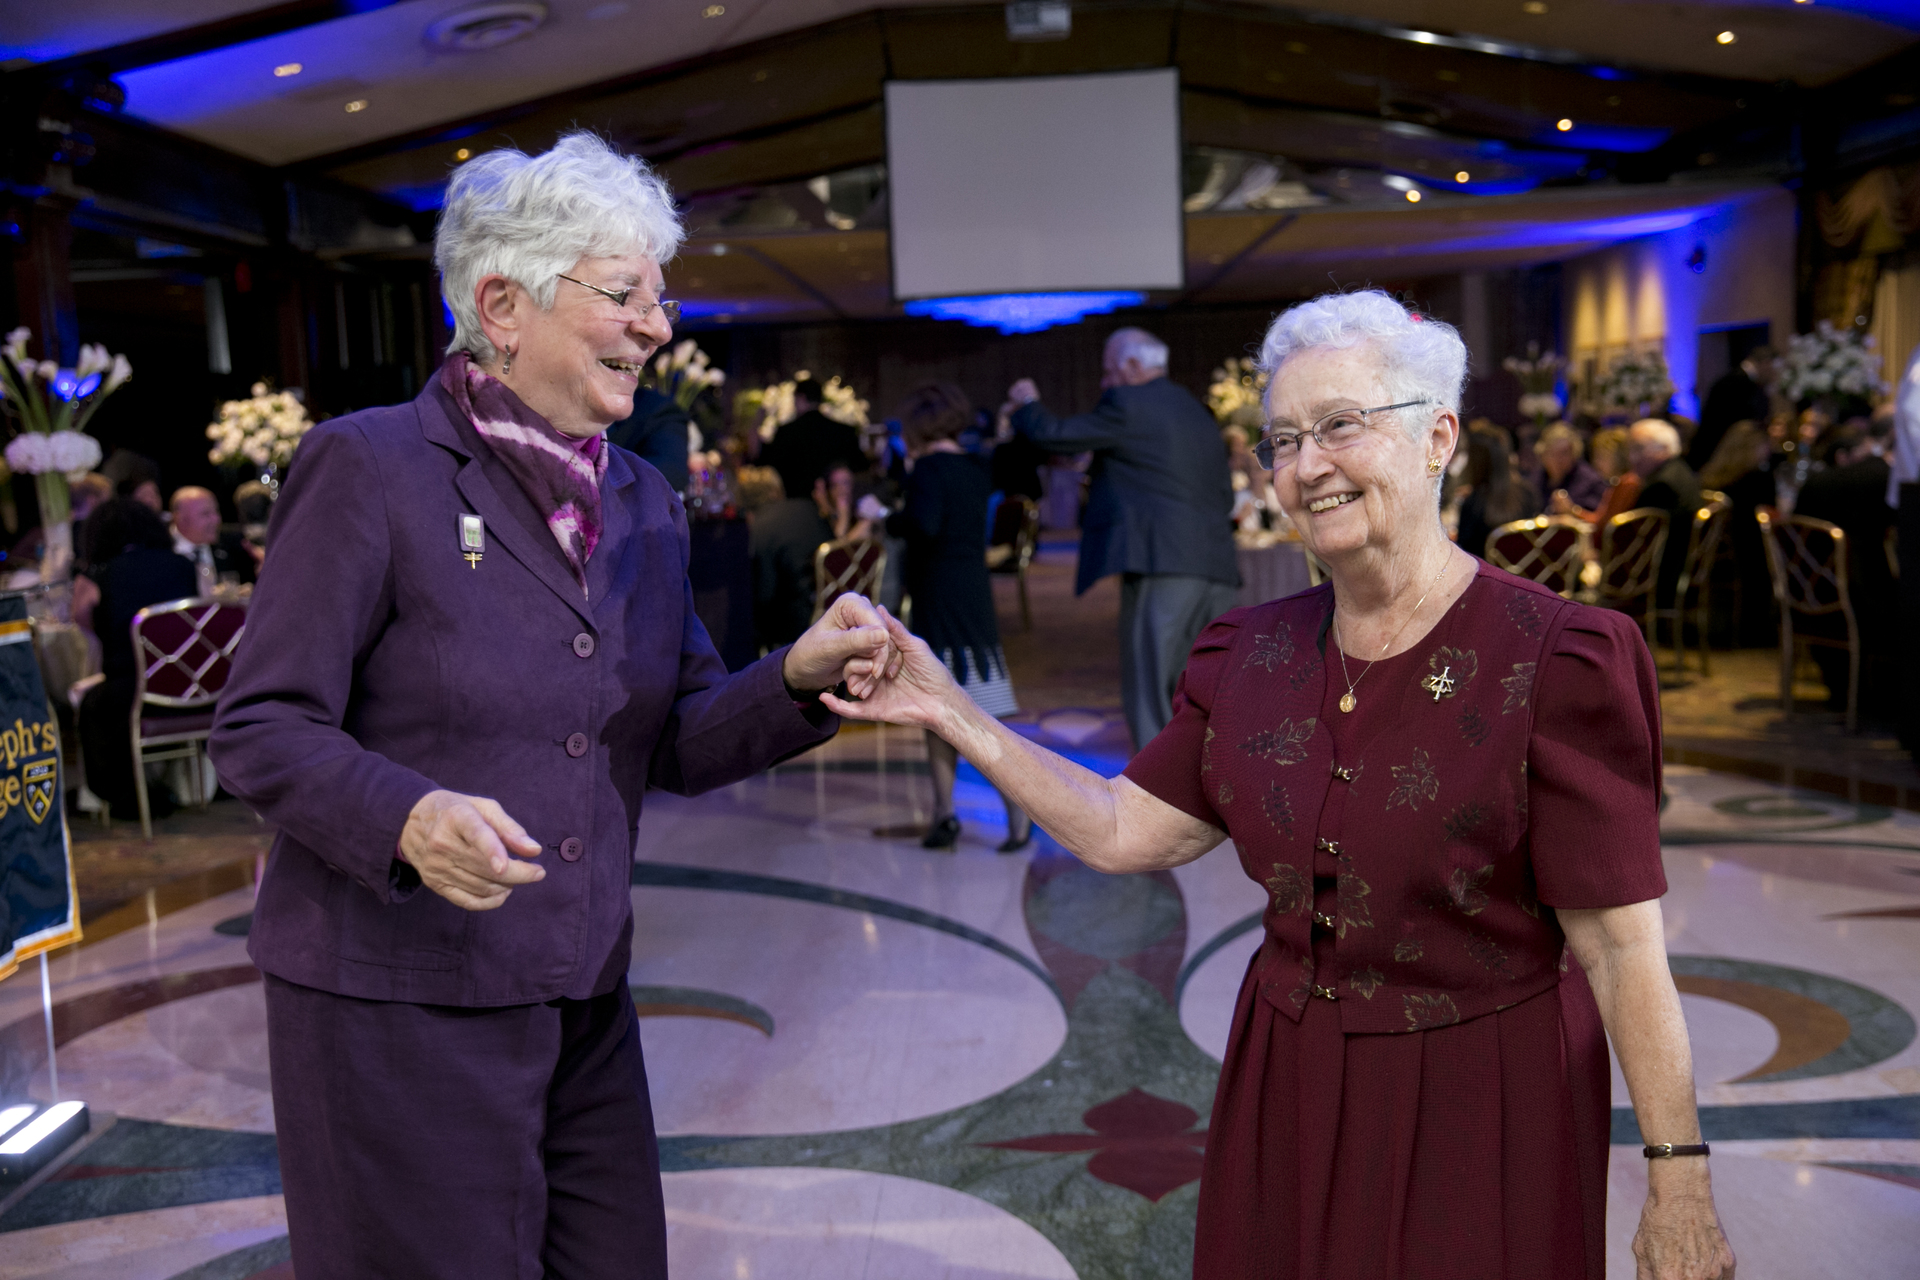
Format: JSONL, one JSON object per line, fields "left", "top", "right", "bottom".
{"left": 1455, "top": 423, "right": 1538, "bottom": 558}
{"left": 69, "top": 472, "right": 112, "bottom": 567}
{"left": 1529, "top": 421, "right": 1608, "bottom": 517}
{"left": 751, "top": 464, "right": 835, "bottom": 650}
{"left": 1699, "top": 420, "right": 1779, "bottom": 645}
{"left": 169, "top": 486, "right": 257, "bottom": 594}
{"left": 233, "top": 481, "right": 275, "bottom": 557}
{"left": 104, "top": 450, "right": 164, "bottom": 512}
{"left": 760, "top": 379, "right": 862, "bottom": 499}
{"left": 75, "top": 498, "right": 197, "bottom": 821}
{"left": 1626, "top": 418, "right": 1702, "bottom": 608}
{"left": 1793, "top": 417, "right": 1898, "bottom": 716}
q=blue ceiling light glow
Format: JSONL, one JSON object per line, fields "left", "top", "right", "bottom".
{"left": 903, "top": 292, "right": 1145, "bottom": 334}
{"left": 1533, "top": 122, "right": 1671, "bottom": 152}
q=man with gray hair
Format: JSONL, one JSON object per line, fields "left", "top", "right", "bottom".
{"left": 1006, "top": 327, "right": 1238, "bottom": 750}
{"left": 1626, "top": 417, "right": 1701, "bottom": 609}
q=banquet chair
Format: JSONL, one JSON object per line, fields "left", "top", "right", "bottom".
{"left": 984, "top": 494, "right": 1041, "bottom": 630}
{"left": 1651, "top": 491, "right": 1732, "bottom": 676}
{"left": 812, "top": 536, "right": 887, "bottom": 623}
{"left": 1484, "top": 517, "right": 1589, "bottom": 598}
{"left": 1757, "top": 511, "right": 1859, "bottom": 734}
{"left": 129, "top": 596, "right": 248, "bottom": 839}
{"left": 1590, "top": 507, "right": 1669, "bottom": 644}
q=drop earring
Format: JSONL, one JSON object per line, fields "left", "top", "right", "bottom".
{"left": 501, "top": 347, "right": 515, "bottom": 376}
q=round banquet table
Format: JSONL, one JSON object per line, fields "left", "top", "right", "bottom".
{"left": 1235, "top": 536, "right": 1315, "bottom": 608}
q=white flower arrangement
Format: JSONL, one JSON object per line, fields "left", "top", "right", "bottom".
{"left": 1207, "top": 357, "right": 1268, "bottom": 430}
{"left": 1779, "top": 320, "right": 1887, "bottom": 405}
{"left": 737, "top": 370, "right": 870, "bottom": 442}
{"left": 1503, "top": 345, "right": 1565, "bottom": 423}
{"left": 207, "top": 381, "right": 313, "bottom": 470}
{"left": 0, "top": 327, "right": 128, "bottom": 476}
{"left": 1589, "top": 349, "right": 1673, "bottom": 418}
{"left": 648, "top": 339, "right": 726, "bottom": 411}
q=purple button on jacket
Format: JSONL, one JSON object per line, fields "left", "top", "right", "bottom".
{"left": 210, "top": 380, "right": 836, "bottom": 1007}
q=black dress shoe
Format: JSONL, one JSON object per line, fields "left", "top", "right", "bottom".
{"left": 921, "top": 816, "right": 961, "bottom": 850}
{"left": 997, "top": 823, "right": 1034, "bottom": 854}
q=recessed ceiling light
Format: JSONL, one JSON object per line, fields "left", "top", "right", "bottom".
{"left": 1716, "top": 30, "right": 1737, "bottom": 44}
{"left": 425, "top": 3, "right": 549, "bottom": 52}
{"left": 1455, "top": 170, "right": 1470, "bottom": 183}
{"left": 455, "top": 148, "right": 471, "bottom": 160}
{"left": 1405, "top": 190, "right": 1422, "bottom": 203}
{"left": 1523, "top": 1, "right": 1548, "bottom": 12}
{"left": 703, "top": 3, "right": 725, "bottom": 15}
{"left": 1556, "top": 118, "right": 1574, "bottom": 131}
{"left": 345, "top": 99, "right": 368, "bottom": 113}
{"left": 274, "top": 63, "right": 302, "bottom": 77}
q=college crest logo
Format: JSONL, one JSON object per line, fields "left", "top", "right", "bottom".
{"left": 23, "top": 757, "right": 55, "bottom": 825}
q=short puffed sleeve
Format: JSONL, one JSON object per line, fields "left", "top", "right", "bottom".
{"left": 1527, "top": 605, "right": 1669, "bottom": 908}
{"left": 1119, "top": 608, "right": 1251, "bottom": 828}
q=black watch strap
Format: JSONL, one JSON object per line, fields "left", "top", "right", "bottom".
{"left": 1643, "top": 1143, "right": 1711, "bottom": 1159}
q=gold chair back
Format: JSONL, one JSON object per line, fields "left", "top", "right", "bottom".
{"left": 1596, "top": 507, "right": 1669, "bottom": 609}
{"left": 1484, "top": 517, "right": 1589, "bottom": 598}
{"left": 812, "top": 536, "right": 887, "bottom": 622}
{"left": 1756, "top": 511, "right": 1858, "bottom": 732}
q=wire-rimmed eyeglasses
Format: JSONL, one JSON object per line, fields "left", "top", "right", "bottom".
{"left": 1254, "top": 399, "right": 1434, "bottom": 469}
{"left": 557, "top": 274, "right": 681, "bottom": 325}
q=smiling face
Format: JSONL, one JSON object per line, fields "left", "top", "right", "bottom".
{"left": 475, "top": 252, "right": 673, "bottom": 437}
{"left": 1262, "top": 343, "right": 1456, "bottom": 563}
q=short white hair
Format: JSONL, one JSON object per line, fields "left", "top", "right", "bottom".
{"left": 1106, "top": 326, "right": 1168, "bottom": 371}
{"left": 1629, "top": 418, "right": 1682, "bottom": 456}
{"left": 1258, "top": 289, "right": 1468, "bottom": 431}
{"left": 434, "top": 131, "right": 684, "bottom": 362}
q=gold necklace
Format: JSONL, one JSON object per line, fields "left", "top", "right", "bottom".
{"left": 1333, "top": 554, "right": 1454, "bottom": 714}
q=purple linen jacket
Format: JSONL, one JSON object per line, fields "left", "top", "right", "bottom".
{"left": 210, "top": 380, "right": 835, "bottom": 1007}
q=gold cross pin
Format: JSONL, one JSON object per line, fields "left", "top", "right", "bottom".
{"left": 1420, "top": 666, "right": 1456, "bottom": 702}
{"left": 464, "top": 551, "right": 483, "bottom": 569}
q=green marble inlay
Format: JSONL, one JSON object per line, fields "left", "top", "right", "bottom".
{"left": 662, "top": 966, "right": 1220, "bottom": 1280}
{"left": 1028, "top": 863, "right": 1184, "bottom": 960}
{"left": 1668, "top": 954, "right": 1916, "bottom": 1083}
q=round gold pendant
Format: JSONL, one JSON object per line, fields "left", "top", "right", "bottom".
{"left": 1339, "top": 692, "right": 1356, "bottom": 713}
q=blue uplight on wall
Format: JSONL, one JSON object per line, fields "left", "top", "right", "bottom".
{"left": 903, "top": 292, "right": 1145, "bottom": 334}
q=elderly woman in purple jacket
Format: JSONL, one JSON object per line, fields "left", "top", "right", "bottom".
{"left": 210, "top": 133, "right": 888, "bottom": 1280}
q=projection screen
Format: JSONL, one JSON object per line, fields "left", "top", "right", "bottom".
{"left": 885, "top": 69, "right": 1185, "bottom": 300}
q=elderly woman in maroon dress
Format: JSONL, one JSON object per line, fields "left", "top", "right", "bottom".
{"left": 831, "top": 290, "right": 1734, "bottom": 1279}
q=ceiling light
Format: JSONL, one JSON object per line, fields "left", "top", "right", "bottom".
{"left": 455, "top": 148, "right": 471, "bottom": 160}
{"left": 703, "top": 3, "right": 725, "bottom": 15}
{"left": 425, "top": 3, "right": 550, "bottom": 52}
{"left": 1455, "top": 171, "right": 1470, "bottom": 183}
{"left": 1556, "top": 118, "right": 1573, "bottom": 131}
{"left": 1716, "top": 31, "right": 1736, "bottom": 44}
{"left": 1523, "top": 1, "right": 1547, "bottom": 12}
{"left": 274, "top": 63, "right": 302, "bottom": 77}
{"left": 1405, "top": 190, "right": 1422, "bottom": 202}
{"left": 345, "top": 99, "right": 368, "bottom": 113}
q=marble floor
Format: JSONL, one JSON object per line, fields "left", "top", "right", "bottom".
{"left": 0, "top": 719, "right": 1916, "bottom": 1279}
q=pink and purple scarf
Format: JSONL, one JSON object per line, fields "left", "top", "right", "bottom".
{"left": 439, "top": 351, "right": 608, "bottom": 592}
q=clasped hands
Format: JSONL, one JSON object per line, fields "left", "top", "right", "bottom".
{"left": 402, "top": 593, "right": 907, "bottom": 912}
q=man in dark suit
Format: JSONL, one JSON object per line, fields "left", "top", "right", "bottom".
{"left": 1627, "top": 418, "right": 1702, "bottom": 610}
{"left": 1007, "top": 328, "right": 1239, "bottom": 750}
{"left": 605, "top": 386, "right": 690, "bottom": 491}
{"left": 759, "top": 378, "right": 862, "bottom": 498}
{"left": 1688, "top": 346, "right": 1776, "bottom": 472}
{"left": 169, "top": 485, "right": 259, "bottom": 591}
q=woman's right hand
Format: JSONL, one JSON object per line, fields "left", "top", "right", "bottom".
{"left": 819, "top": 606, "right": 962, "bottom": 732}
{"left": 400, "top": 789, "right": 545, "bottom": 911}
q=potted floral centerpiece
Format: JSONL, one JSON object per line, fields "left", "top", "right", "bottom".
{"left": 206, "top": 381, "right": 314, "bottom": 493}
{"left": 1588, "top": 349, "right": 1674, "bottom": 421}
{"left": 0, "top": 328, "right": 129, "bottom": 589}
{"left": 1207, "top": 357, "right": 1268, "bottom": 432}
{"left": 1503, "top": 344, "right": 1566, "bottom": 426}
{"left": 1779, "top": 320, "right": 1886, "bottom": 419}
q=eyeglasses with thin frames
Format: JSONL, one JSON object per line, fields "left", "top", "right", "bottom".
{"left": 1255, "top": 399, "right": 1433, "bottom": 469}
{"left": 556, "top": 274, "right": 681, "bottom": 325}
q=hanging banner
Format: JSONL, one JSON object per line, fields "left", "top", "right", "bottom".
{"left": 0, "top": 593, "right": 80, "bottom": 981}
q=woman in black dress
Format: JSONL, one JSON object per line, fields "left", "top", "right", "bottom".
{"left": 890, "top": 383, "right": 1031, "bottom": 851}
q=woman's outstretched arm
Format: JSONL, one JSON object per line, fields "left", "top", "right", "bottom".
{"left": 821, "top": 608, "right": 1226, "bottom": 873}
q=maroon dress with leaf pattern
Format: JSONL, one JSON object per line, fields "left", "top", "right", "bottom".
{"left": 1124, "top": 563, "right": 1667, "bottom": 1280}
